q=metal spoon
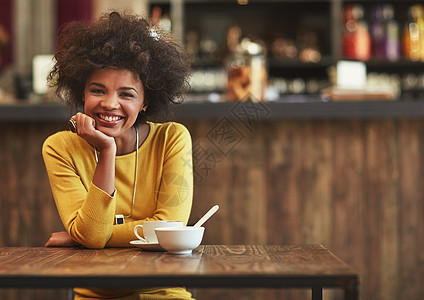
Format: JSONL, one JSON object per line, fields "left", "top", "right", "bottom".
{"left": 193, "top": 205, "right": 219, "bottom": 228}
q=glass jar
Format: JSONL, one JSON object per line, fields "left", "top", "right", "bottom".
{"left": 226, "top": 39, "right": 267, "bottom": 102}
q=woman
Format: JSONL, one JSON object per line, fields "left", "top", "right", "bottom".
{"left": 42, "top": 11, "right": 194, "bottom": 299}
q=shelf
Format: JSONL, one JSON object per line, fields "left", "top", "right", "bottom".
{"left": 175, "top": 99, "right": 424, "bottom": 120}
{"left": 2, "top": 1, "right": 422, "bottom": 123}
{"left": 150, "top": 0, "right": 331, "bottom": 3}
{"left": 154, "top": 0, "right": 423, "bottom": 68}
{"left": 0, "top": 103, "right": 73, "bottom": 122}
{"left": 2, "top": 98, "right": 424, "bottom": 122}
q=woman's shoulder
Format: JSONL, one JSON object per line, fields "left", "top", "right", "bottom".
{"left": 149, "top": 121, "right": 191, "bottom": 137}
{"left": 43, "top": 131, "right": 77, "bottom": 148}
{"left": 147, "top": 122, "right": 192, "bottom": 149}
{"left": 42, "top": 131, "right": 91, "bottom": 157}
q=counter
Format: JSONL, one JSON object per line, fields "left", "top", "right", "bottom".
{"left": 2, "top": 97, "right": 424, "bottom": 121}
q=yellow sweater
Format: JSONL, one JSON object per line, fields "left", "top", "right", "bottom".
{"left": 42, "top": 121, "right": 194, "bottom": 299}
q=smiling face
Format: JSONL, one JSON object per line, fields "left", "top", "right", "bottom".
{"left": 83, "top": 68, "right": 146, "bottom": 138}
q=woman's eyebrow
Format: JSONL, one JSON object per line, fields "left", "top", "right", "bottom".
{"left": 88, "top": 82, "right": 138, "bottom": 94}
{"left": 119, "top": 87, "right": 138, "bottom": 94}
{"left": 88, "top": 82, "right": 105, "bottom": 88}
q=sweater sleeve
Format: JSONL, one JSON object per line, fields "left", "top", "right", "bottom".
{"left": 154, "top": 123, "right": 193, "bottom": 222}
{"left": 42, "top": 133, "right": 116, "bottom": 248}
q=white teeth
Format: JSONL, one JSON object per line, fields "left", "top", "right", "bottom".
{"left": 100, "top": 114, "right": 121, "bottom": 122}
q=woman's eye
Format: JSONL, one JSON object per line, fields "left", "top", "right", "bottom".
{"left": 121, "top": 92, "right": 135, "bottom": 98}
{"left": 90, "top": 89, "right": 104, "bottom": 94}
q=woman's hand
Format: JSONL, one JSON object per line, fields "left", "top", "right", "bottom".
{"left": 71, "top": 112, "right": 116, "bottom": 196}
{"left": 45, "top": 231, "right": 81, "bottom": 247}
{"left": 71, "top": 112, "right": 116, "bottom": 153}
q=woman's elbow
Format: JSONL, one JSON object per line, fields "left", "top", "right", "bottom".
{"left": 80, "top": 238, "right": 108, "bottom": 249}
{"left": 69, "top": 226, "right": 111, "bottom": 249}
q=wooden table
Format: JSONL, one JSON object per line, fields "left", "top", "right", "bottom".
{"left": 0, "top": 244, "right": 359, "bottom": 300}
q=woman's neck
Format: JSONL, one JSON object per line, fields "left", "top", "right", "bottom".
{"left": 114, "top": 126, "right": 138, "bottom": 156}
{"left": 114, "top": 123, "right": 149, "bottom": 156}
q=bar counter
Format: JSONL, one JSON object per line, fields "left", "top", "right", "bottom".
{"left": 1, "top": 97, "right": 424, "bottom": 121}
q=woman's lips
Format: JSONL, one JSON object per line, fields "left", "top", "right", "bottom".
{"left": 96, "top": 113, "right": 124, "bottom": 126}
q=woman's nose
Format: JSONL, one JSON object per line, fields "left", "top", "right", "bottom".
{"left": 100, "top": 95, "right": 120, "bottom": 109}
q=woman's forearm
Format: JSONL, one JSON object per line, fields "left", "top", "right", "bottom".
{"left": 92, "top": 146, "right": 116, "bottom": 196}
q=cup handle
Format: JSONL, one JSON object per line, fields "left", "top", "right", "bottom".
{"left": 134, "top": 225, "right": 147, "bottom": 242}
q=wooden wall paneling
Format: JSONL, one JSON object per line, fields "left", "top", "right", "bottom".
{"left": 0, "top": 123, "right": 8, "bottom": 246}
{"left": 363, "top": 120, "right": 382, "bottom": 300}
{"left": 266, "top": 121, "right": 302, "bottom": 245}
{"left": 33, "top": 123, "right": 67, "bottom": 245}
{"left": 418, "top": 124, "right": 424, "bottom": 300}
{"left": 398, "top": 119, "right": 424, "bottom": 300}
{"left": 363, "top": 120, "right": 400, "bottom": 300}
{"left": 299, "top": 120, "right": 333, "bottom": 246}
{"left": 227, "top": 133, "right": 251, "bottom": 245}
{"left": 265, "top": 121, "right": 322, "bottom": 300}
{"left": 223, "top": 120, "right": 274, "bottom": 300}
{"left": 303, "top": 120, "right": 337, "bottom": 300}
{"left": 186, "top": 118, "right": 269, "bottom": 246}
{"left": 377, "top": 120, "right": 400, "bottom": 300}
{"left": 0, "top": 123, "right": 27, "bottom": 300}
{"left": 0, "top": 122, "right": 68, "bottom": 300}
{"left": 330, "top": 120, "right": 366, "bottom": 300}
{"left": 417, "top": 121, "right": 424, "bottom": 300}
{"left": 1, "top": 123, "right": 26, "bottom": 246}
{"left": 287, "top": 120, "right": 331, "bottom": 300}
{"left": 182, "top": 119, "right": 201, "bottom": 225}
{"left": 185, "top": 119, "right": 271, "bottom": 300}
{"left": 185, "top": 119, "right": 234, "bottom": 244}
{"left": 227, "top": 120, "right": 267, "bottom": 245}
{"left": 21, "top": 122, "right": 40, "bottom": 246}
{"left": 0, "top": 287, "right": 69, "bottom": 300}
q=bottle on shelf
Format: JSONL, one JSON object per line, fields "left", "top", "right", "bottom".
{"left": 226, "top": 38, "right": 267, "bottom": 102}
{"left": 370, "top": 4, "right": 399, "bottom": 61}
{"left": 342, "top": 4, "right": 371, "bottom": 61}
{"left": 402, "top": 4, "right": 424, "bottom": 62}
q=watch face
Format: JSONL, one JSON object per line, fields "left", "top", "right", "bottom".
{"left": 115, "top": 215, "right": 125, "bottom": 225}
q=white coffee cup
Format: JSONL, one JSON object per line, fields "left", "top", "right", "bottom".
{"left": 134, "top": 220, "right": 184, "bottom": 243}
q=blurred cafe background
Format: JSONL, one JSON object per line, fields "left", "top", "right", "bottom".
{"left": 1, "top": 0, "right": 424, "bottom": 299}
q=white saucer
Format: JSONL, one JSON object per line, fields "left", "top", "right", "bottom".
{"left": 130, "top": 240, "right": 165, "bottom": 251}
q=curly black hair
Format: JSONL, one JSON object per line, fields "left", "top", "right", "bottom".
{"left": 49, "top": 10, "right": 192, "bottom": 123}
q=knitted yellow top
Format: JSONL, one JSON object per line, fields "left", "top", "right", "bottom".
{"left": 42, "top": 121, "right": 194, "bottom": 299}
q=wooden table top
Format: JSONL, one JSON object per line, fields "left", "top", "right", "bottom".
{"left": 0, "top": 244, "right": 359, "bottom": 292}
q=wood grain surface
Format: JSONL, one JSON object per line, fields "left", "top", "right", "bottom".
{"left": 0, "top": 245, "right": 358, "bottom": 298}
